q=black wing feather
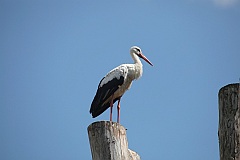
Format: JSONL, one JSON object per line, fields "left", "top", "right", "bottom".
{"left": 90, "top": 76, "right": 124, "bottom": 118}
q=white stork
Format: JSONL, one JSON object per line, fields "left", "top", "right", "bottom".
{"left": 90, "top": 46, "right": 153, "bottom": 123}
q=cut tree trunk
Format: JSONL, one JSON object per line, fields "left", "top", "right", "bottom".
{"left": 218, "top": 83, "right": 240, "bottom": 160}
{"left": 87, "top": 121, "right": 140, "bottom": 160}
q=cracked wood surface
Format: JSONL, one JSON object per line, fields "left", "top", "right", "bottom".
{"left": 219, "top": 83, "right": 240, "bottom": 160}
{"left": 88, "top": 121, "right": 140, "bottom": 160}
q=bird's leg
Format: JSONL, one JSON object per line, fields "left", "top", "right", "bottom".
{"left": 110, "top": 95, "right": 114, "bottom": 122}
{"left": 117, "top": 97, "right": 121, "bottom": 123}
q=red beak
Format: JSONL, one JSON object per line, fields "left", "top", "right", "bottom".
{"left": 139, "top": 53, "right": 153, "bottom": 66}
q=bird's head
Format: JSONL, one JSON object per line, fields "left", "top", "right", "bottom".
{"left": 130, "top": 46, "right": 153, "bottom": 66}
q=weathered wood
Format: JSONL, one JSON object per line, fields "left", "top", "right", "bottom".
{"left": 218, "top": 83, "right": 240, "bottom": 160}
{"left": 87, "top": 121, "right": 140, "bottom": 160}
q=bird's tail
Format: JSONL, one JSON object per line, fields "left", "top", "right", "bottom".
{"left": 90, "top": 98, "right": 119, "bottom": 118}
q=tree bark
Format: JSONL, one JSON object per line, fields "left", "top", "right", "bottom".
{"left": 87, "top": 121, "right": 140, "bottom": 160}
{"left": 218, "top": 83, "right": 240, "bottom": 160}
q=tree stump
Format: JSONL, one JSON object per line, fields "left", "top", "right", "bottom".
{"left": 87, "top": 121, "right": 140, "bottom": 160}
{"left": 218, "top": 83, "right": 240, "bottom": 160}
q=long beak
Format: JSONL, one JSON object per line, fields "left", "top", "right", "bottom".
{"left": 139, "top": 53, "right": 153, "bottom": 66}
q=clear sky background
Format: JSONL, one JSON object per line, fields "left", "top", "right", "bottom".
{"left": 1, "top": 0, "right": 240, "bottom": 160}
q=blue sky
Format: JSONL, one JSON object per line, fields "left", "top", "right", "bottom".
{"left": 1, "top": 0, "right": 240, "bottom": 159}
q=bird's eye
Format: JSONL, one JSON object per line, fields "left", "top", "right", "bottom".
{"left": 135, "top": 48, "right": 140, "bottom": 52}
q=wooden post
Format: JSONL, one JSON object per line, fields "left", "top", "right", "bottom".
{"left": 87, "top": 121, "right": 140, "bottom": 160}
{"left": 218, "top": 83, "right": 240, "bottom": 160}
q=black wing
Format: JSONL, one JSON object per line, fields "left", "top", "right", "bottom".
{"left": 90, "top": 76, "right": 124, "bottom": 118}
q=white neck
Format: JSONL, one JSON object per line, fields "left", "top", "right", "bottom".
{"left": 130, "top": 51, "right": 143, "bottom": 80}
{"left": 130, "top": 51, "right": 142, "bottom": 66}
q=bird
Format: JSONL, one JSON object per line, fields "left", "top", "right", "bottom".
{"left": 90, "top": 46, "right": 153, "bottom": 123}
